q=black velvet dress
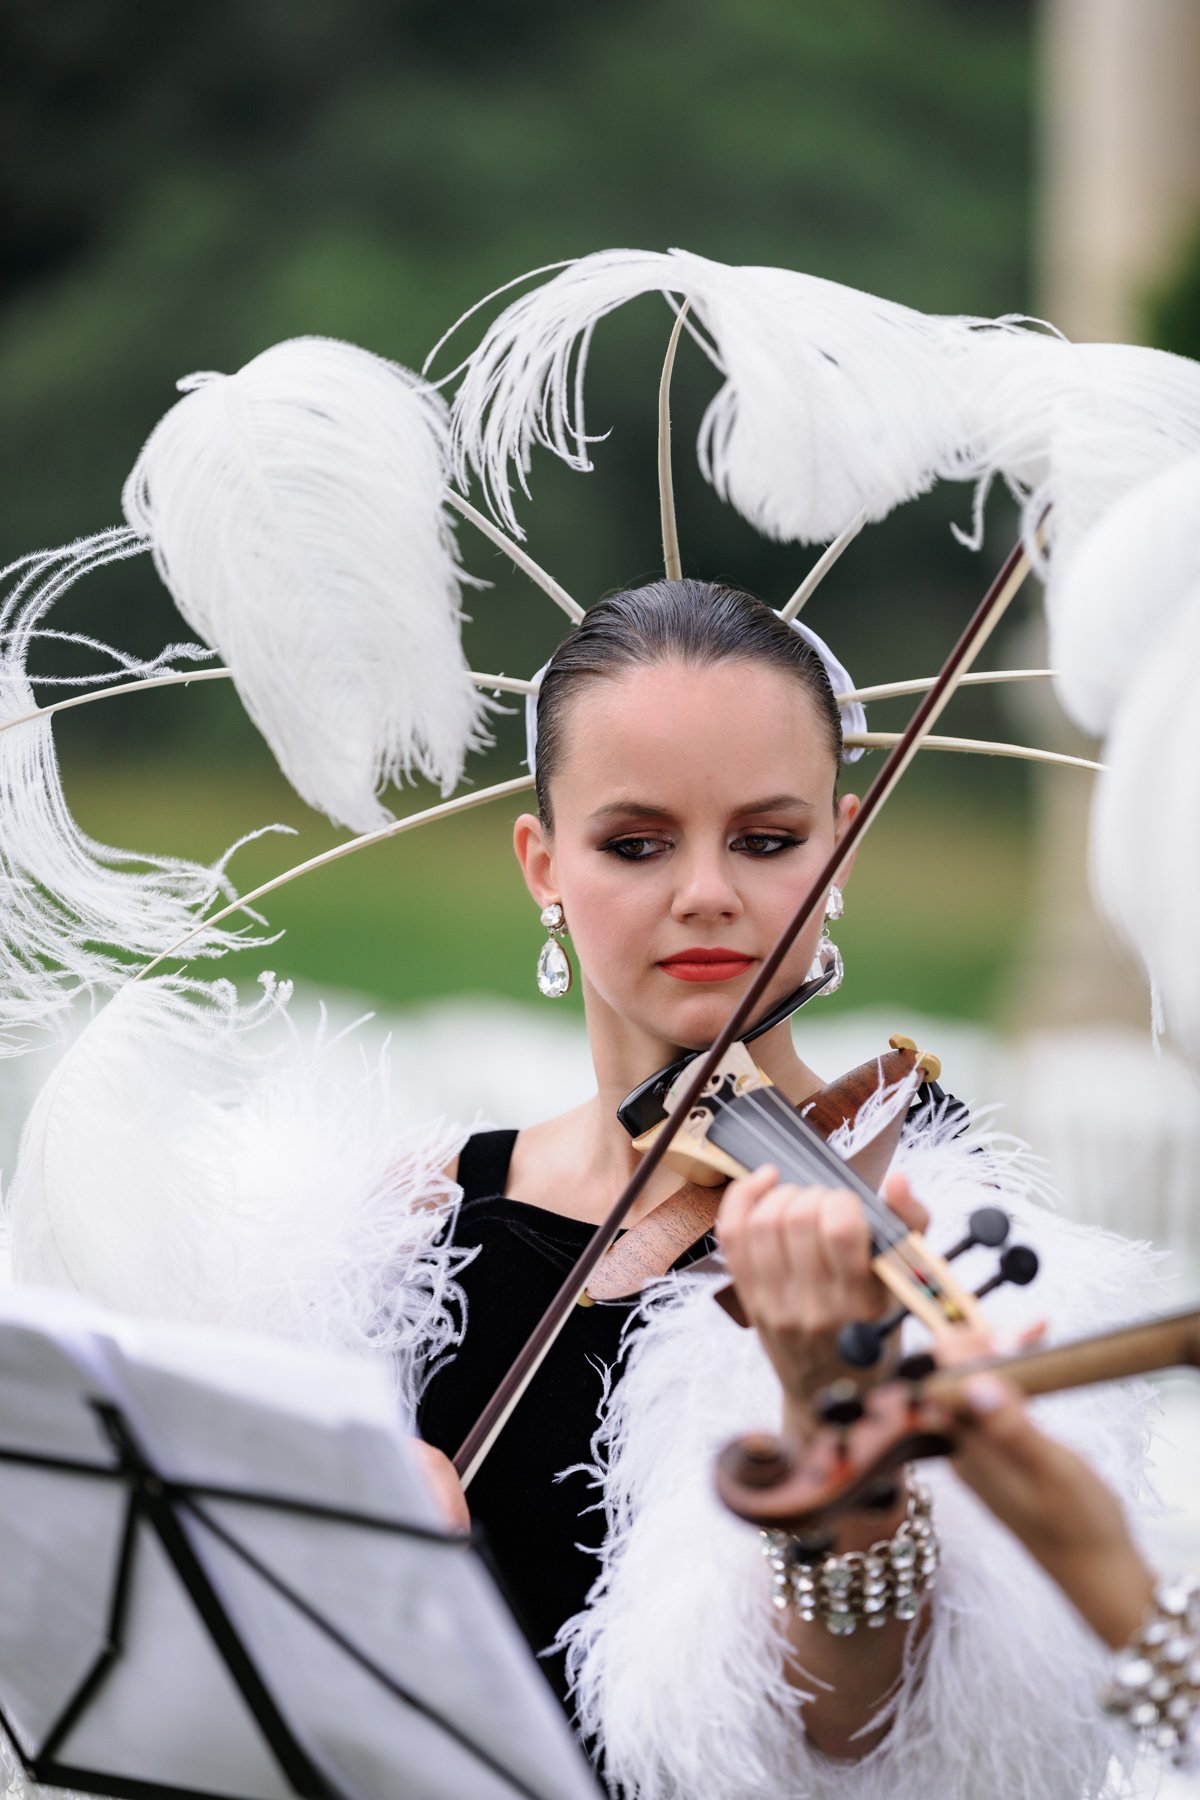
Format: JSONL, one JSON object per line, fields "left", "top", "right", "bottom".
{"left": 416, "top": 1129, "right": 716, "bottom": 1714}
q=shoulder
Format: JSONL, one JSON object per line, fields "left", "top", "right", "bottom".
{"left": 451, "top": 1128, "right": 521, "bottom": 1203}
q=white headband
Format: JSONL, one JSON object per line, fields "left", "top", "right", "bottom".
{"left": 524, "top": 615, "right": 866, "bottom": 776}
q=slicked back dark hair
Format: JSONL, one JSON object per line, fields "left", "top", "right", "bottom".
{"left": 533, "top": 578, "right": 843, "bottom": 827}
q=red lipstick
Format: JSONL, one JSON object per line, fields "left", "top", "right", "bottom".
{"left": 657, "top": 947, "right": 757, "bottom": 984}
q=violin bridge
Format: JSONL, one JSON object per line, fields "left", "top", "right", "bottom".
{"left": 637, "top": 1121, "right": 746, "bottom": 1187}
{"left": 647, "top": 1041, "right": 773, "bottom": 1187}
{"left": 874, "top": 1231, "right": 986, "bottom": 1338}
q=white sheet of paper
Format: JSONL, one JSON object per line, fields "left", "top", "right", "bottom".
{"left": 0, "top": 1288, "right": 597, "bottom": 1800}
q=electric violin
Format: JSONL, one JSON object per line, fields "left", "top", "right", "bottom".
{"left": 713, "top": 1306, "right": 1200, "bottom": 1535}
{"left": 593, "top": 1038, "right": 1040, "bottom": 1364}
{"left": 588, "top": 1028, "right": 938, "bottom": 1306}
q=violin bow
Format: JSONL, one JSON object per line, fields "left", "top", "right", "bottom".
{"left": 454, "top": 534, "right": 1034, "bottom": 1485}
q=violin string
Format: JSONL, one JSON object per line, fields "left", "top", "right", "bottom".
{"left": 731, "top": 1086, "right": 906, "bottom": 1245}
{"left": 743, "top": 1089, "right": 947, "bottom": 1293}
{"left": 712, "top": 1085, "right": 854, "bottom": 1195}
{"left": 714, "top": 1085, "right": 940, "bottom": 1295}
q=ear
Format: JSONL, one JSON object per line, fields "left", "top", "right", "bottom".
{"left": 513, "top": 812, "right": 559, "bottom": 908}
{"left": 832, "top": 792, "right": 860, "bottom": 890}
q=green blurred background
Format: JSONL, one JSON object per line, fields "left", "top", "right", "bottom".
{"left": 4, "top": 0, "right": 1197, "bottom": 1028}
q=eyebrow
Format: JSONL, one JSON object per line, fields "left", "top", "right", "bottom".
{"left": 588, "top": 793, "right": 817, "bottom": 823}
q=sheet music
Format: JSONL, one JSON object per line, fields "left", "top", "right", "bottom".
{"left": 0, "top": 1288, "right": 598, "bottom": 1800}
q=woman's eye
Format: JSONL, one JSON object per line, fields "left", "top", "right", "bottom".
{"left": 603, "top": 836, "right": 670, "bottom": 861}
{"left": 731, "top": 832, "right": 803, "bottom": 856}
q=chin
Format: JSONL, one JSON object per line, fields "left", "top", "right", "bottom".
{"left": 654, "top": 989, "right": 754, "bottom": 1051}
{"left": 648, "top": 966, "right": 815, "bottom": 1053}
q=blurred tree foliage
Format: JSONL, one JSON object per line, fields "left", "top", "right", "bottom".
{"left": 1149, "top": 225, "right": 1200, "bottom": 362}
{"left": 1, "top": 0, "right": 1035, "bottom": 789}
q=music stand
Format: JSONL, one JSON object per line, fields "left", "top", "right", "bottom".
{"left": 0, "top": 1288, "right": 599, "bottom": 1800}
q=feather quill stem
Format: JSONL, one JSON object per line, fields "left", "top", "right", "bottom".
{"left": 132, "top": 774, "right": 536, "bottom": 982}
{"left": 839, "top": 669, "right": 1056, "bottom": 705}
{"left": 844, "top": 731, "right": 1102, "bottom": 771}
{"left": 444, "top": 491, "right": 583, "bottom": 622}
{"left": 779, "top": 514, "right": 865, "bottom": 621}
{"left": 658, "top": 301, "right": 691, "bottom": 582}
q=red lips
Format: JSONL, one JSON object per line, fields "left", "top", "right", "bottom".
{"left": 657, "top": 947, "right": 757, "bottom": 984}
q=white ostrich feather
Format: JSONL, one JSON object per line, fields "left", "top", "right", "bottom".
{"left": 1090, "top": 590, "right": 1200, "bottom": 1066}
{"left": 0, "top": 657, "right": 270, "bottom": 1057}
{"left": 4, "top": 974, "right": 473, "bottom": 1418}
{"left": 561, "top": 1106, "right": 1160, "bottom": 1799}
{"left": 1048, "top": 451, "right": 1200, "bottom": 736}
{"left": 447, "top": 248, "right": 1012, "bottom": 546}
{"left": 122, "top": 336, "right": 489, "bottom": 833}
{"left": 952, "top": 333, "right": 1200, "bottom": 577}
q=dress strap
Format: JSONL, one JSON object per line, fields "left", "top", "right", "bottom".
{"left": 456, "top": 1128, "right": 519, "bottom": 1201}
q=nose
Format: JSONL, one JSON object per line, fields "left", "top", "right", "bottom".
{"left": 670, "top": 845, "right": 743, "bottom": 925}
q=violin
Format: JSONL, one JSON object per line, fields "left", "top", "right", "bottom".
{"left": 713, "top": 1305, "right": 1200, "bottom": 1535}
{"left": 587, "top": 1030, "right": 939, "bottom": 1307}
{"left": 591, "top": 1037, "right": 1040, "bottom": 1367}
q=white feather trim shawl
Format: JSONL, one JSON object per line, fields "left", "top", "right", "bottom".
{"left": 561, "top": 1107, "right": 1160, "bottom": 1800}
{"left": 4, "top": 976, "right": 472, "bottom": 1420}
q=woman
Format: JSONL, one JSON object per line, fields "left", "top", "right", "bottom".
{"left": 415, "top": 574, "right": 1156, "bottom": 1796}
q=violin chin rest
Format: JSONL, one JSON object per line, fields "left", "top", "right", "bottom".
{"left": 712, "top": 1277, "right": 750, "bottom": 1329}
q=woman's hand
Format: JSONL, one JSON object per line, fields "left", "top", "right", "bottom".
{"left": 411, "top": 1439, "right": 471, "bottom": 1533}
{"left": 715, "top": 1164, "right": 928, "bottom": 1428}
{"left": 936, "top": 1366, "right": 1155, "bottom": 1649}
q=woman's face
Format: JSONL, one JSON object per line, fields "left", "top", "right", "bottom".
{"left": 516, "top": 659, "right": 858, "bottom": 1058}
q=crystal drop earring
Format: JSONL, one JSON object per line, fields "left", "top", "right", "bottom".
{"left": 536, "top": 903, "right": 573, "bottom": 999}
{"left": 807, "top": 884, "right": 845, "bottom": 994}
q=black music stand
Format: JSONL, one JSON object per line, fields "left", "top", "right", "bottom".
{"left": 0, "top": 1290, "right": 598, "bottom": 1800}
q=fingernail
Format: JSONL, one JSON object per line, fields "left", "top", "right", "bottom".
{"left": 962, "top": 1374, "right": 1009, "bottom": 1415}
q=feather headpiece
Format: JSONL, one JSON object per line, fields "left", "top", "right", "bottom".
{"left": 1, "top": 244, "right": 1197, "bottom": 1080}
{"left": 123, "top": 336, "right": 490, "bottom": 832}
{"left": 444, "top": 246, "right": 1015, "bottom": 545}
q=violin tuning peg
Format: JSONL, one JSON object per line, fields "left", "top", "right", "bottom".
{"left": 917, "top": 1051, "right": 941, "bottom": 1083}
{"left": 1000, "top": 1244, "right": 1040, "bottom": 1286}
{"left": 836, "top": 1304, "right": 908, "bottom": 1369}
{"left": 943, "top": 1206, "right": 1011, "bottom": 1262}
{"left": 895, "top": 1351, "right": 937, "bottom": 1385}
{"left": 837, "top": 1321, "right": 884, "bottom": 1368}
{"left": 968, "top": 1206, "right": 1011, "bottom": 1248}
{"left": 974, "top": 1243, "right": 1040, "bottom": 1301}
{"left": 816, "top": 1379, "right": 867, "bottom": 1430}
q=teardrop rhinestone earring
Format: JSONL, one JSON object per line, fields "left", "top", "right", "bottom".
{"left": 536, "top": 903, "right": 573, "bottom": 999}
{"left": 807, "top": 884, "right": 845, "bottom": 994}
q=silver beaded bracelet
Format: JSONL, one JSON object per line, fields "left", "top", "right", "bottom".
{"left": 761, "top": 1480, "right": 939, "bottom": 1636}
{"left": 1101, "top": 1574, "right": 1200, "bottom": 1764}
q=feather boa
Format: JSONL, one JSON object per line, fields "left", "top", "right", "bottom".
{"left": 4, "top": 974, "right": 472, "bottom": 1419}
{"left": 561, "top": 1104, "right": 1162, "bottom": 1799}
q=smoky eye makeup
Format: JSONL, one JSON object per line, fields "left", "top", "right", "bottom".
{"left": 598, "top": 834, "right": 673, "bottom": 862}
